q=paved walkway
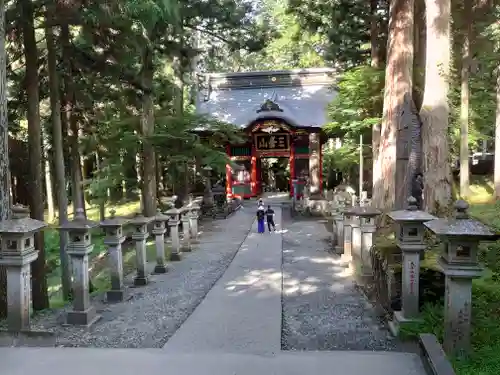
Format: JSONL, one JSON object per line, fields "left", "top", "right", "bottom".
{"left": 163, "top": 207, "right": 283, "bottom": 354}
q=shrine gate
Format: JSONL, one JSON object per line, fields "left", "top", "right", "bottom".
{"left": 196, "top": 68, "right": 337, "bottom": 199}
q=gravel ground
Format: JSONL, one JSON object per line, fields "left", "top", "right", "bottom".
{"left": 281, "top": 212, "right": 399, "bottom": 351}
{"left": 12, "top": 209, "right": 255, "bottom": 348}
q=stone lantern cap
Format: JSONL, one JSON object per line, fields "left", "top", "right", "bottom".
{"left": 60, "top": 209, "right": 98, "bottom": 231}
{"left": 153, "top": 209, "right": 170, "bottom": 222}
{"left": 350, "top": 205, "right": 381, "bottom": 218}
{"left": 342, "top": 206, "right": 360, "bottom": 216}
{"left": 424, "top": 200, "right": 498, "bottom": 240}
{"left": 100, "top": 209, "right": 130, "bottom": 228}
{"left": 166, "top": 207, "right": 182, "bottom": 216}
{"left": 389, "top": 197, "right": 437, "bottom": 222}
{"left": 189, "top": 203, "right": 201, "bottom": 211}
{"left": 0, "top": 204, "right": 47, "bottom": 234}
{"left": 129, "top": 213, "right": 154, "bottom": 226}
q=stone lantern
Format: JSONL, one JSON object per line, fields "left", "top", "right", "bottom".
{"left": 100, "top": 209, "right": 130, "bottom": 302}
{"left": 129, "top": 213, "right": 153, "bottom": 286}
{"left": 180, "top": 207, "right": 192, "bottom": 251}
{"left": 60, "top": 208, "right": 100, "bottom": 326}
{"left": 424, "top": 200, "right": 497, "bottom": 356}
{"left": 0, "top": 205, "right": 46, "bottom": 332}
{"left": 332, "top": 196, "right": 346, "bottom": 255}
{"left": 189, "top": 203, "right": 201, "bottom": 241}
{"left": 352, "top": 205, "right": 381, "bottom": 277}
{"left": 388, "top": 197, "right": 436, "bottom": 333}
{"left": 166, "top": 207, "right": 182, "bottom": 261}
{"left": 152, "top": 209, "right": 170, "bottom": 274}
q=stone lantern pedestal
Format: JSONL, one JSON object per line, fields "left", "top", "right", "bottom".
{"left": 100, "top": 209, "right": 129, "bottom": 302}
{"left": 189, "top": 204, "right": 200, "bottom": 242}
{"left": 60, "top": 209, "right": 100, "bottom": 326}
{"left": 152, "top": 209, "right": 170, "bottom": 274}
{"left": 333, "top": 197, "right": 346, "bottom": 254}
{"left": 129, "top": 214, "right": 153, "bottom": 286}
{"left": 425, "top": 200, "right": 497, "bottom": 357}
{"left": 342, "top": 208, "right": 354, "bottom": 265}
{"left": 180, "top": 207, "right": 191, "bottom": 251}
{"left": 343, "top": 206, "right": 361, "bottom": 268}
{"left": 352, "top": 205, "right": 381, "bottom": 278}
{"left": 166, "top": 208, "right": 182, "bottom": 261}
{"left": 388, "top": 197, "right": 436, "bottom": 335}
{"left": 0, "top": 205, "right": 47, "bottom": 333}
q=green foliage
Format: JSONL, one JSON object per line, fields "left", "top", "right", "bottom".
{"left": 325, "top": 65, "right": 384, "bottom": 138}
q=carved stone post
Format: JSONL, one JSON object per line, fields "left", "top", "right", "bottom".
{"left": 425, "top": 200, "right": 496, "bottom": 357}
{"left": 129, "top": 214, "right": 153, "bottom": 286}
{"left": 166, "top": 208, "right": 182, "bottom": 261}
{"left": 60, "top": 209, "right": 100, "bottom": 326}
{"left": 388, "top": 197, "right": 436, "bottom": 334}
{"left": 181, "top": 207, "right": 191, "bottom": 251}
{"left": 0, "top": 205, "right": 47, "bottom": 331}
{"left": 353, "top": 205, "right": 381, "bottom": 278}
{"left": 308, "top": 132, "right": 321, "bottom": 196}
{"left": 333, "top": 196, "right": 346, "bottom": 254}
{"left": 292, "top": 179, "right": 298, "bottom": 212}
{"left": 342, "top": 207, "right": 354, "bottom": 264}
{"left": 100, "top": 209, "right": 129, "bottom": 302}
{"left": 189, "top": 204, "right": 200, "bottom": 241}
{"left": 152, "top": 209, "right": 170, "bottom": 274}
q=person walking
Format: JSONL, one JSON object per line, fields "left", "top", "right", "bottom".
{"left": 265, "top": 205, "right": 276, "bottom": 232}
{"left": 256, "top": 205, "right": 266, "bottom": 234}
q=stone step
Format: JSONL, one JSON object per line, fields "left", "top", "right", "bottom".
{"left": 0, "top": 348, "right": 427, "bottom": 375}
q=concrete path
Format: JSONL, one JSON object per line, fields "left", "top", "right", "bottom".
{"left": 163, "top": 207, "right": 283, "bottom": 354}
{"left": 0, "top": 348, "right": 426, "bottom": 375}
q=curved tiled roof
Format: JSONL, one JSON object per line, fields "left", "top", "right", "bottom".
{"left": 196, "top": 68, "right": 337, "bottom": 129}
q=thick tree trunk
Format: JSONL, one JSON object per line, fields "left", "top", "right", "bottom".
{"left": 373, "top": 0, "right": 414, "bottom": 211}
{"left": 45, "top": 15, "right": 71, "bottom": 300}
{"left": 0, "top": 0, "right": 11, "bottom": 318}
{"left": 21, "top": 0, "right": 49, "bottom": 310}
{"left": 140, "top": 47, "right": 157, "bottom": 217}
{"left": 61, "top": 24, "right": 85, "bottom": 217}
{"left": 494, "top": 68, "right": 500, "bottom": 199}
{"left": 413, "top": 0, "right": 426, "bottom": 111}
{"left": 420, "top": 0, "right": 452, "bottom": 214}
{"left": 371, "top": 0, "right": 382, "bottom": 197}
{"left": 459, "top": 0, "right": 472, "bottom": 198}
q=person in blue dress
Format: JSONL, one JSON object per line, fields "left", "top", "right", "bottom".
{"left": 257, "top": 205, "right": 265, "bottom": 234}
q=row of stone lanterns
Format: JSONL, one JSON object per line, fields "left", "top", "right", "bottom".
{"left": 0, "top": 202, "right": 201, "bottom": 333}
{"left": 331, "top": 194, "right": 497, "bottom": 357}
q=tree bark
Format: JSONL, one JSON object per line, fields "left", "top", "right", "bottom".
{"left": 371, "top": 0, "right": 382, "bottom": 198}
{"left": 45, "top": 14, "right": 71, "bottom": 300}
{"left": 0, "top": 0, "right": 11, "bottom": 318}
{"left": 373, "top": 0, "right": 414, "bottom": 211}
{"left": 140, "top": 46, "right": 157, "bottom": 217}
{"left": 413, "top": 0, "right": 426, "bottom": 111}
{"left": 459, "top": 0, "right": 472, "bottom": 198}
{"left": 21, "top": 0, "right": 49, "bottom": 310}
{"left": 61, "top": 24, "right": 85, "bottom": 216}
{"left": 494, "top": 67, "right": 500, "bottom": 199}
{"left": 420, "top": 0, "right": 452, "bottom": 214}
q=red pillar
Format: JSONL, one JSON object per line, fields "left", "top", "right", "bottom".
{"left": 225, "top": 144, "right": 232, "bottom": 198}
{"left": 290, "top": 140, "right": 295, "bottom": 197}
{"left": 251, "top": 143, "right": 257, "bottom": 196}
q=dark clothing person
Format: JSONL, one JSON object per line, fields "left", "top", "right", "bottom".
{"left": 265, "top": 206, "right": 275, "bottom": 231}
{"left": 257, "top": 208, "right": 265, "bottom": 233}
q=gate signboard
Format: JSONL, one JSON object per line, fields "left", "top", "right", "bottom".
{"left": 254, "top": 134, "right": 290, "bottom": 152}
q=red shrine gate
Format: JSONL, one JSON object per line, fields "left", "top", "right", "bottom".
{"left": 225, "top": 119, "right": 323, "bottom": 199}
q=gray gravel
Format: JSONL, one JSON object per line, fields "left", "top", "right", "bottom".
{"left": 21, "top": 209, "right": 255, "bottom": 348}
{"left": 281, "top": 214, "right": 398, "bottom": 351}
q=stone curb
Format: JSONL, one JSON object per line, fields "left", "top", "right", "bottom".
{"left": 419, "top": 334, "right": 456, "bottom": 375}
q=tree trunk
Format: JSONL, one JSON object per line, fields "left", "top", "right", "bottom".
{"left": 413, "top": 0, "right": 426, "bottom": 111}
{"left": 61, "top": 25, "right": 85, "bottom": 218}
{"left": 494, "top": 67, "right": 500, "bottom": 199}
{"left": 372, "top": 0, "right": 414, "bottom": 211}
{"left": 140, "top": 47, "right": 157, "bottom": 217}
{"left": 371, "top": 0, "right": 382, "bottom": 198}
{"left": 0, "top": 0, "right": 11, "bottom": 318}
{"left": 44, "top": 146, "right": 55, "bottom": 222}
{"left": 45, "top": 14, "right": 71, "bottom": 300}
{"left": 459, "top": 0, "right": 472, "bottom": 198}
{"left": 21, "top": 0, "right": 49, "bottom": 310}
{"left": 420, "top": 0, "right": 452, "bottom": 214}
